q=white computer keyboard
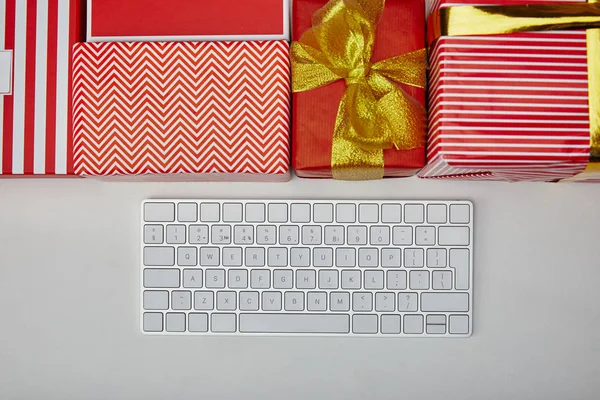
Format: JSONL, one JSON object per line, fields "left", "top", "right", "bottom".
{"left": 141, "top": 199, "right": 473, "bottom": 336}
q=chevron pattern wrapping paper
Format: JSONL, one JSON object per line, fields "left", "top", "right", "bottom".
{"left": 72, "top": 40, "right": 291, "bottom": 179}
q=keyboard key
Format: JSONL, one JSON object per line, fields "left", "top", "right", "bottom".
{"left": 171, "top": 291, "right": 192, "bottom": 310}
{"left": 194, "top": 291, "right": 214, "bottom": 310}
{"left": 450, "top": 204, "right": 470, "bottom": 224}
{"left": 296, "top": 270, "right": 316, "bottom": 289}
{"left": 364, "top": 270, "right": 384, "bottom": 290}
{"left": 341, "top": 270, "right": 361, "bottom": 289}
{"left": 324, "top": 226, "right": 345, "bottom": 245}
{"left": 166, "top": 313, "right": 186, "bottom": 332}
{"left": 200, "top": 203, "right": 220, "bottom": 222}
{"left": 336, "top": 203, "right": 356, "bottom": 223}
{"left": 432, "top": 270, "right": 452, "bottom": 290}
{"left": 450, "top": 249, "right": 470, "bottom": 290}
{"left": 404, "top": 248, "right": 424, "bottom": 267}
{"left": 143, "top": 291, "right": 169, "bottom": 310}
{"left": 228, "top": 269, "right": 248, "bottom": 289}
{"left": 314, "top": 203, "right": 334, "bottom": 223}
{"left": 427, "top": 204, "right": 447, "bottom": 224}
{"left": 330, "top": 292, "right": 350, "bottom": 311}
{"left": 189, "top": 225, "right": 209, "bottom": 244}
{"left": 381, "top": 248, "right": 401, "bottom": 267}
{"left": 427, "top": 315, "right": 447, "bottom": 334}
{"left": 427, "top": 248, "right": 447, "bottom": 268}
{"left": 239, "top": 314, "right": 350, "bottom": 333}
{"left": 421, "top": 293, "right": 469, "bottom": 312}
{"left": 403, "top": 315, "right": 424, "bottom": 334}
{"left": 398, "top": 292, "right": 418, "bottom": 312}
{"left": 144, "top": 225, "right": 164, "bottom": 244}
{"left": 222, "top": 203, "right": 243, "bottom": 222}
{"left": 291, "top": 203, "right": 311, "bottom": 223}
{"left": 211, "top": 313, "right": 236, "bottom": 333}
{"left": 347, "top": 226, "right": 368, "bottom": 245}
{"left": 302, "top": 225, "right": 322, "bottom": 245}
{"left": 392, "top": 226, "right": 413, "bottom": 245}
{"left": 409, "top": 271, "right": 430, "bottom": 290}
{"left": 415, "top": 226, "right": 435, "bottom": 246}
{"left": 290, "top": 247, "right": 310, "bottom": 267}
{"left": 352, "top": 314, "right": 378, "bottom": 334}
{"left": 273, "top": 270, "right": 293, "bottom": 289}
{"left": 336, "top": 248, "right": 356, "bottom": 267}
{"left": 245, "top": 203, "right": 265, "bottom": 223}
{"left": 268, "top": 247, "right": 288, "bottom": 267}
{"left": 449, "top": 315, "right": 470, "bottom": 334}
{"left": 359, "top": 204, "right": 378, "bottom": 223}
{"left": 239, "top": 291, "right": 260, "bottom": 311}
{"left": 217, "top": 291, "right": 237, "bottom": 311}
{"left": 143, "top": 269, "right": 179, "bottom": 288}
{"left": 200, "top": 247, "right": 220, "bottom": 266}
{"left": 183, "top": 269, "right": 203, "bottom": 288}
{"left": 268, "top": 203, "right": 288, "bottom": 222}
{"left": 314, "top": 248, "right": 333, "bottom": 267}
{"left": 358, "top": 248, "right": 378, "bottom": 267}
{"left": 144, "top": 202, "right": 175, "bottom": 222}
{"left": 166, "top": 225, "right": 186, "bottom": 244}
{"left": 262, "top": 292, "right": 282, "bottom": 311}
{"left": 143, "top": 247, "right": 175, "bottom": 266}
{"left": 222, "top": 247, "right": 243, "bottom": 267}
{"left": 284, "top": 292, "right": 305, "bottom": 311}
{"left": 381, "top": 315, "right": 401, "bottom": 334}
{"left": 256, "top": 225, "right": 277, "bottom": 245}
{"left": 318, "top": 270, "right": 339, "bottom": 289}
{"left": 245, "top": 247, "right": 265, "bottom": 267}
{"left": 307, "top": 292, "right": 327, "bottom": 311}
{"left": 143, "top": 312, "right": 163, "bottom": 332}
{"left": 370, "top": 226, "right": 390, "bottom": 246}
{"left": 381, "top": 204, "right": 401, "bottom": 223}
{"left": 439, "top": 226, "right": 470, "bottom": 246}
{"left": 211, "top": 225, "right": 231, "bottom": 244}
{"left": 375, "top": 292, "right": 395, "bottom": 311}
{"left": 250, "top": 269, "right": 270, "bottom": 289}
{"left": 234, "top": 225, "right": 254, "bottom": 244}
{"left": 279, "top": 225, "right": 300, "bottom": 245}
{"left": 427, "top": 315, "right": 446, "bottom": 325}
{"left": 177, "top": 202, "right": 198, "bottom": 222}
{"left": 205, "top": 269, "right": 225, "bottom": 289}
{"left": 188, "top": 313, "right": 208, "bottom": 332}
{"left": 177, "top": 247, "right": 197, "bottom": 266}
{"left": 404, "top": 204, "right": 424, "bottom": 224}
{"left": 386, "top": 270, "right": 407, "bottom": 290}
{"left": 352, "top": 292, "right": 373, "bottom": 311}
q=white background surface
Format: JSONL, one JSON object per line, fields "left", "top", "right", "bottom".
{"left": 1, "top": 176, "right": 599, "bottom": 399}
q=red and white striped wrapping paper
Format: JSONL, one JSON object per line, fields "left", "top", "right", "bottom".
{"left": 0, "top": 0, "right": 83, "bottom": 176}
{"left": 72, "top": 40, "right": 291, "bottom": 180}
{"left": 419, "top": 0, "right": 594, "bottom": 182}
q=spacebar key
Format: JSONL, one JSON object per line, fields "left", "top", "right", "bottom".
{"left": 240, "top": 313, "right": 350, "bottom": 334}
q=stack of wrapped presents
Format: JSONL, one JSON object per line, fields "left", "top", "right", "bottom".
{"left": 0, "top": 0, "right": 598, "bottom": 182}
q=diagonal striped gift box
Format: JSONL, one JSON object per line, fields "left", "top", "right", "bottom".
{"left": 0, "top": 0, "right": 83, "bottom": 176}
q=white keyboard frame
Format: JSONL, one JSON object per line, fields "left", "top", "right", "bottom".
{"left": 140, "top": 199, "right": 473, "bottom": 337}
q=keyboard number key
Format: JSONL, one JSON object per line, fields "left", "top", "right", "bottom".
{"left": 189, "top": 225, "right": 209, "bottom": 244}
{"left": 279, "top": 225, "right": 300, "bottom": 245}
{"left": 370, "top": 226, "right": 390, "bottom": 246}
{"left": 347, "top": 226, "right": 367, "bottom": 245}
{"left": 324, "top": 226, "right": 344, "bottom": 245}
{"left": 166, "top": 225, "right": 186, "bottom": 244}
{"left": 257, "top": 225, "right": 277, "bottom": 245}
{"left": 234, "top": 225, "right": 254, "bottom": 245}
{"left": 302, "top": 226, "right": 322, "bottom": 245}
{"left": 211, "top": 225, "right": 231, "bottom": 244}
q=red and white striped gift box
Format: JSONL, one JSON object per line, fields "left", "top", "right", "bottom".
{"left": 419, "top": 0, "right": 594, "bottom": 182}
{"left": 72, "top": 40, "right": 291, "bottom": 180}
{"left": 0, "top": 0, "right": 83, "bottom": 176}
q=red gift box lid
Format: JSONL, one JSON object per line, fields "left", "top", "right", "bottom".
{"left": 87, "top": 0, "right": 290, "bottom": 42}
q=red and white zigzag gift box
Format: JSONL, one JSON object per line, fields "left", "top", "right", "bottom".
{"left": 419, "top": 0, "right": 599, "bottom": 182}
{"left": 0, "top": 0, "right": 84, "bottom": 176}
{"left": 72, "top": 40, "right": 291, "bottom": 181}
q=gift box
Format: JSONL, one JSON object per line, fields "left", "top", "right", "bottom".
{"left": 72, "top": 40, "right": 291, "bottom": 180}
{"left": 87, "top": 0, "right": 290, "bottom": 42}
{"left": 292, "top": 0, "right": 427, "bottom": 179}
{"left": 419, "top": 0, "right": 600, "bottom": 182}
{"left": 0, "top": 0, "right": 84, "bottom": 176}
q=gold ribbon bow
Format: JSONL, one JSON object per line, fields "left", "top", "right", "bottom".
{"left": 291, "top": 0, "right": 427, "bottom": 180}
{"left": 428, "top": 1, "right": 600, "bottom": 181}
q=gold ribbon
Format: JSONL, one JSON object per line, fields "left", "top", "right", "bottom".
{"left": 291, "top": 0, "right": 427, "bottom": 180}
{"left": 428, "top": 2, "right": 600, "bottom": 181}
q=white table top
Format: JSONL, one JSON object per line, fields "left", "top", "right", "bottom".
{"left": 1, "top": 176, "right": 599, "bottom": 399}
